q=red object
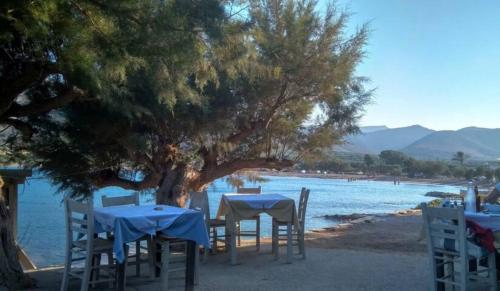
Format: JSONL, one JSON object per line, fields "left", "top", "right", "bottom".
{"left": 466, "top": 220, "right": 496, "bottom": 253}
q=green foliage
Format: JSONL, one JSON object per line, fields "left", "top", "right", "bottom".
{"left": 3, "top": 0, "right": 371, "bottom": 198}
{"left": 452, "top": 151, "right": 467, "bottom": 165}
{"left": 379, "top": 150, "right": 407, "bottom": 166}
{"left": 363, "top": 154, "right": 375, "bottom": 168}
{"left": 495, "top": 168, "right": 500, "bottom": 182}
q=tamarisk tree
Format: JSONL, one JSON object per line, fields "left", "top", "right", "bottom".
{"left": 0, "top": 0, "right": 224, "bottom": 288}
{"left": 7, "top": 0, "right": 371, "bottom": 208}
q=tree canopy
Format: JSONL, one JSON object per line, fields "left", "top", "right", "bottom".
{"left": 2, "top": 0, "right": 371, "bottom": 207}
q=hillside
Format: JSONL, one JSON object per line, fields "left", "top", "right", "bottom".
{"left": 336, "top": 125, "right": 500, "bottom": 161}
{"left": 338, "top": 125, "right": 434, "bottom": 154}
{"left": 402, "top": 128, "right": 500, "bottom": 161}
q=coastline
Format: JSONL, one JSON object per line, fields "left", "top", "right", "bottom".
{"left": 258, "top": 170, "right": 470, "bottom": 187}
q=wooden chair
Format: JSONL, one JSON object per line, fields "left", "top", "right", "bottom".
{"left": 189, "top": 191, "right": 227, "bottom": 255}
{"left": 421, "top": 203, "right": 497, "bottom": 291}
{"left": 60, "top": 198, "right": 116, "bottom": 291}
{"left": 235, "top": 186, "right": 261, "bottom": 250}
{"left": 272, "top": 188, "right": 310, "bottom": 259}
{"left": 101, "top": 193, "right": 154, "bottom": 278}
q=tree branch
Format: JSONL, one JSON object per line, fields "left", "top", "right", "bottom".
{"left": 90, "top": 169, "right": 160, "bottom": 191}
{"left": 191, "top": 157, "right": 294, "bottom": 190}
{"left": 2, "top": 86, "right": 85, "bottom": 119}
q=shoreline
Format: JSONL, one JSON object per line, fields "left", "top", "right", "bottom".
{"left": 258, "top": 170, "right": 471, "bottom": 187}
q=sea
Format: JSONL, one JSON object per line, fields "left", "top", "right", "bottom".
{"left": 16, "top": 174, "right": 461, "bottom": 267}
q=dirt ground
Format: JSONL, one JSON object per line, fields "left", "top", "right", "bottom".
{"left": 305, "top": 210, "right": 427, "bottom": 253}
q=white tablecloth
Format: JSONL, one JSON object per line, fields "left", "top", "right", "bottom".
{"left": 465, "top": 211, "right": 500, "bottom": 232}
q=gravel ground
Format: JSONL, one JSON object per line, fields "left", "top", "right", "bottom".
{"left": 27, "top": 212, "right": 431, "bottom": 291}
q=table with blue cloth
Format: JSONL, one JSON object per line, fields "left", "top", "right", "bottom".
{"left": 216, "top": 193, "right": 297, "bottom": 265}
{"left": 94, "top": 204, "right": 210, "bottom": 291}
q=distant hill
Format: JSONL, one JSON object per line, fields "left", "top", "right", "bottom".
{"left": 402, "top": 127, "right": 500, "bottom": 161}
{"left": 335, "top": 125, "right": 500, "bottom": 161}
{"left": 338, "top": 125, "right": 434, "bottom": 154}
{"left": 360, "top": 126, "right": 388, "bottom": 133}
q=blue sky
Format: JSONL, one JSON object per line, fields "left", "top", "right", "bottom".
{"left": 328, "top": 0, "right": 500, "bottom": 130}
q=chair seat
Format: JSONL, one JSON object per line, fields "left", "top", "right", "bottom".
{"left": 73, "top": 238, "right": 114, "bottom": 252}
{"left": 209, "top": 218, "right": 226, "bottom": 227}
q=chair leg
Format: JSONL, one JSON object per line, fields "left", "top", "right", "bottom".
{"left": 60, "top": 248, "right": 72, "bottom": 291}
{"left": 160, "top": 241, "right": 170, "bottom": 290}
{"left": 299, "top": 231, "right": 306, "bottom": 259}
{"left": 212, "top": 227, "right": 217, "bottom": 254}
{"left": 256, "top": 217, "right": 260, "bottom": 252}
{"left": 81, "top": 250, "right": 93, "bottom": 291}
{"left": 135, "top": 240, "right": 141, "bottom": 277}
{"left": 488, "top": 252, "right": 497, "bottom": 291}
{"left": 271, "top": 219, "right": 276, "bottom": 255}
{"left": 106, "top": 251, "right": 114, "bottom": 289}
{"left": 237, "top": 221, "right": 241, "bottom": 246}
{"left": 92, "top": 254, "right": 102, "bottom": 288}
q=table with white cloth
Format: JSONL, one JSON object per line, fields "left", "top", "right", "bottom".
{"left": 94, "top": 204, "right": 210, "bottom": 291}
{"left": 216, "top": 193, "right": 298, "bottom": 264}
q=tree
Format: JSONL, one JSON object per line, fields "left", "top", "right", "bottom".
{"left": 0, "top": 0, "right": 225, "bottom": 288}
{"left": 495, "top": 167, "right": 500, "bottom": 182}
{"left": 364, "top": 154, "right": 375, "bottom": 168}
{"left": 6, "top": 0, "right": 370, "bottom": 207}
{"left": 452, "top": 151, "right": 467, "bottom": 165}
{"left": 379, "top": 150, "right": 407, "bottom": 166}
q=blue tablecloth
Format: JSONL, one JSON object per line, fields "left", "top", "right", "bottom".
{"left": 94, "top": 204, "right": 210, "bottom": 263}
{"left": 223, "top": 193, "right": 287, "bottom": 209}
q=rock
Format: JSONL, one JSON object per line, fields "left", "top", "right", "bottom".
{"left": 424, "top": 191, "right": 460, "bottom": 199}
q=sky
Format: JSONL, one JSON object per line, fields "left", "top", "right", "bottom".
{"left": 326, "top": 0, "right": 500, "bottom": 130}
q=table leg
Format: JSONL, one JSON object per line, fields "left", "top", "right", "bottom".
{"left": 272, "top": 219, "right": 279, "bottom": 260}
{"left": 116, "top": 244, "right": 129, "bottom": 291}
{"left": 286, "top": 222, "right": 292, "bottom": 264}
{"left": 230, "top": 218, "right": 238, "bottom": 265}
{"left": 185, "top": 240, "right": 196, "bottom": 291}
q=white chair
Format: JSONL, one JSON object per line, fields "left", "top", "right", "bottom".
{"left": 272, "top": 188, "right": 310, "bottom": 259}
{"left": 101, "top": 193, "right": 154, "bottom": 278}
{"left": 421, "top": 203, "right": 497, "bottom": 291}
{"left": 236, "top": 186, "right": 261, "bottom": 250}
{"left": 189, "top": 191, "right": 227, "bottom": 255}
{"left": 60, "top": 198, "right": 116, "bottom": 291}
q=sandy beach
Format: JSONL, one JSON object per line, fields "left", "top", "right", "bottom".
{"left": 258, "top": 170, "right": 471, "bottom": 187}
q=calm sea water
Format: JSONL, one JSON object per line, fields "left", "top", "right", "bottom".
{"left": 17, "top": 175, "right": 460, "bottom": 267}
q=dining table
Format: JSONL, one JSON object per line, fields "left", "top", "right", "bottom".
{"left": 93, "top": 204, "right": 210, "bottom": 291}
{"left": 216, "top": 193, "right": 298, "bottom": 265}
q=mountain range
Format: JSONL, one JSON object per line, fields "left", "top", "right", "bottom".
{"left": 335, "top": 125, "right": 500, "bottom": 161}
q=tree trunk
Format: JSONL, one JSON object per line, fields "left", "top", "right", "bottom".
{"left": 156, "top": 164, "right": 190, "bottom": 207}
{"left": 0, "top": 195, "right": 34, "bottom": 289}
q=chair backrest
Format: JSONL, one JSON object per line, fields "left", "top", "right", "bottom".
{"left": 298, "top": 188, "right": 310, "bottom": 230}
{"left": 236, "top": 186, "right": 261, "bottom": 194}
{"left": 421, "top": 203, "right": 468, "bottom": 287}
{"left": 64, "top": 198, "right": 95, "bottom": 245}
{"left": 188, "top": 191, "right": 210, "bottom": 229}
{"left": 101, "top": 193, "right": 139, "bottom": 207}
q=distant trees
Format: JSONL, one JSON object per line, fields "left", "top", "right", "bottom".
{"left": 452, "top": 151, "right": 468, "bottom": 165}
{"left": 379, "top": 150, "right": 407, "bottom": 166}
{"left": 495, "top": 168, "right": 500, "bottom": 182}
{"left": 302, "top": 149, "right": 500, "bottom": 182}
